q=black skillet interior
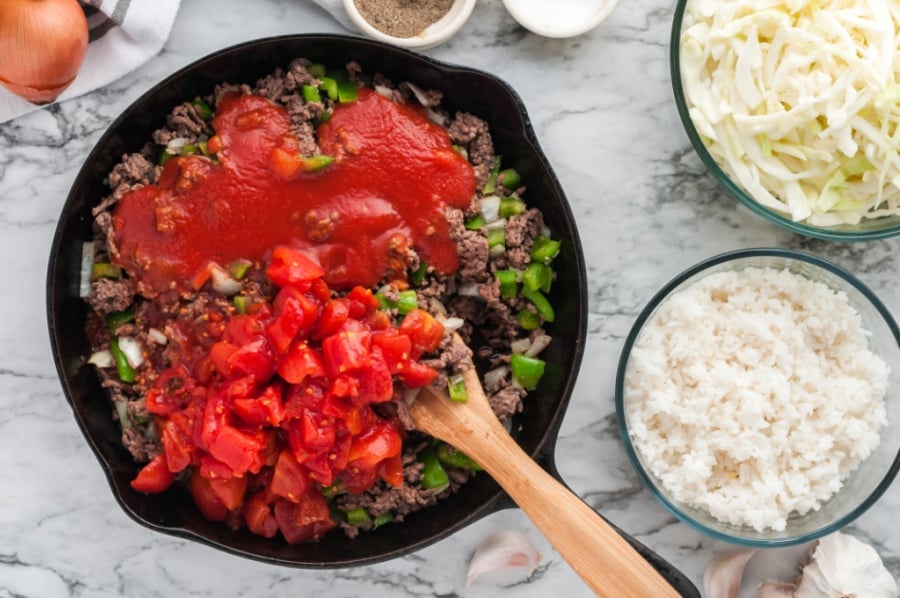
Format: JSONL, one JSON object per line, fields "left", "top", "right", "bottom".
{"left": 47, "top": 34, "right": 698, "bottom": 595}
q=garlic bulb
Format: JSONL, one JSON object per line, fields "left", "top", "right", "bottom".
{"left": 793, "top": 533, "right": 897, "bottom": 598}
{"left": 704, "top": 549, "right": 758, "bottom": 598}
{"left": 465, "top": 531, "right": 542, "bottom": 590}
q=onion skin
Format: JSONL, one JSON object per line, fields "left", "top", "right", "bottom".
{"left": 0, "top": 0, "right": 89, "bottom": 104}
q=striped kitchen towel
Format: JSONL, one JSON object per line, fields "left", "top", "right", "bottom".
{"left": 0, "top": 0, "right": 181, "bottom": 124}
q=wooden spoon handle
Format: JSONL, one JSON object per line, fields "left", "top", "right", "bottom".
{"left": 448, "top": 419, "right": 680, "bottom": 597}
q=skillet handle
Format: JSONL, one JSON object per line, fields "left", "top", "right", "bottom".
{"left": 535, "top": 451, "right": 702, "bottom": 598}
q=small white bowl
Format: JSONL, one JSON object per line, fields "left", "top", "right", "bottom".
{"left": 343, "top": 0, "right": 477, "bottom": 50}
{"left": 502, "top": 0, "right": 618, "bottom": 38}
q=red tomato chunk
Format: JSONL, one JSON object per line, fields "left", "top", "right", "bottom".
{"left": 135, "top": 247, "right": 444, "bottom": 543}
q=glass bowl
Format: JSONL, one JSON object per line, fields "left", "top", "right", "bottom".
{"left": 615, "top": 248, "right": 900, "bottom": 546}
{"left": 670, "top": 0, "right": 900, "bottom": 242}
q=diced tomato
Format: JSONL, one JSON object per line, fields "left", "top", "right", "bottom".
{"left": 222, "top": 314, "right": 265, "bottom": 346}
{"left": 190, "top": 470, "right": 229, "bottom": 522}
{"left": 199, "top": 391, "right": 228, "bottom": 450}
{"left": 274, "top": 493, "right": 335, "bottom": 544}
{"left": 329, "top": 430, "right": 352, "bottom": 470}
{"left": 365, "top": 308, "right": 392, "bottom": 331}
{"left": 206, "top": 134, "right": 224, "bottom": 154}
{"left": 270, "top": 146, "right": 304, "bottom": 179}
{"left": 210, "top": 341, "right": 238, "bottom": 378}
{"left": 347, "top": 286, "right": 381, "bottom": 312}
{"left": 341, "top": 467, "right": 379, "bottom": 495}
{"left": 208, "top": 425, "right": 266, "bottom": 475}
{"left": 307, "top": 278, "right": 332, "bottom": 303}
{"left": 322, "top": 330, "right": 371, "bottom": 377}
{"left": 397, "top": 359, "right": 439, "bottom": 389}
{"left": 358, "top": 346, "right": 394, "bottom": 403}
{"left": 321, "top": 393, "right": 351, "bottom": 419}
{"left": 278, "top": 342, "right": 325, "bottom": 384}
{"left": 371, "top": 331, "right": 412, "bottom": 374}
{"left": 161, "top": 414, "right": 194, "bottom": 473}
{"left": 232, "top": 384, "right": 285, "bottom": 427}
{"left": 344, "top": 407, "right": 363, "bottom": 435}
{"left": 227, "top": 338, "right": 276, "bottom": 381}
{"left": 347, "top": 421, "right": 402, "bottom": 470}
{"left": 399, "top": 309, "right": 445, "bottom": 358}
{"left": 377, "top": 453, "right": 404, "bottom": 488}
{"left": 199, "top": 454, "right": 234, "bottom": 480}
{"left": 244, "top": 491, "right": 278, "bottom": 538}
{"left": 301, "top": 410, "right": 336, "bottom": 450}
{"left": 304, "top": 452, "right": 336, "bottom": 487}
{"left": 328, "top": 374, "right": 360, "bottom": 399}
{"left": 266, "top": 294, "right": 308, "bottom": 355}
{"left": 266, "top": 246, "right": 324, "bottom": 288}
{"left": 131, "top": 453, "right": 175, "bottom": 493}
{"left": 311, "top": 298, "right": 350, "bottom": 340}
{"left": 208, "top": 475, "right": 248, "bottom": 510}
{"left": 270, "top": 450, "right": 310, "bottom": 502}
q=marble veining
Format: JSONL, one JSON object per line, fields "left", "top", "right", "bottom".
{"left": 0, "top": 0, "right": 897, "bottom": 596}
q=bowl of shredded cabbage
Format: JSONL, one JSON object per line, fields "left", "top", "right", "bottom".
{"left": 671, "top": 0, "right": 900, "bottom": 240}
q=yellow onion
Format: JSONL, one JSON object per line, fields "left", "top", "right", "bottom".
{"left": 0, "top": 0, "right": 89, "bottom": 104}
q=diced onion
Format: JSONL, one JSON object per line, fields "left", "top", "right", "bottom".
{"left": 489, "top": 245, "right": 506, "bottom": 257}
{"left": 148, "top": 328, "right": 168, "bottom": 345}
{"left": 404, "top": 81, "right": 437, "bottom": 107}
{"left": 374, "top": 85, "right": 394, "bottom": 99}
{"left": 165, "top": 137, "right": 188, "bottom": 154}
{"left": 79, "top": 242, "right": 95, "bottom": 298}
{"left": 458, "top": 283, "right": 482, "bottom": 298}
{"left": 481, "top": 196, "right": 501, "bottom": 222}
{"left": 425, "top": 108, "right": 446, "bottom": 126}
{"left": 114, "top": 400, "right": 131, "bottom": 429}
{"left": 510, "top": 338, "right": 532, "bottom": 354}
{"left": 483, "top": 366, "right": 509, "bottom": 391}
{"left": 440, "top": 316, "right": 465, "bottom": 332}
{"left": 484, "top": 218, "right": 507, "bottom": 231}
{"left": 525, "top": 335, "right": 552, "bottom": 357}
{"left": 117, "top": 336, "right": 144, "bottom": 369}
{"left": 210, "top": 265, "right": 242, "bottom": 296}
{"left": 88, "top": 349, "right": 114, "bottom": 368}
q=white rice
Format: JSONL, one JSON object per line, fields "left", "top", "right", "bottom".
{"left": 624, "top": 267, "right": 890, "bottom": 532}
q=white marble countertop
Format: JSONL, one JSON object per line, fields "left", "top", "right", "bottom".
{"left": 1, "top": 0, "right": 897, "bottom": 596}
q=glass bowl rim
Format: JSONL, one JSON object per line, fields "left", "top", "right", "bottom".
{"left": 614, "top": 247, "right": 900, "bottom": 547}
{"left": 669, "top": 0, "right": 900, "bottom": 242}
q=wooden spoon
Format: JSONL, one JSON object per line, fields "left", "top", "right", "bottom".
{"left": 410, "top": 365, "right": 681, "bottom": 597}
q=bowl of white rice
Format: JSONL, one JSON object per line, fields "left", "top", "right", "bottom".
{"left": 616, "top": 248, "right": 900, "bottom": 546}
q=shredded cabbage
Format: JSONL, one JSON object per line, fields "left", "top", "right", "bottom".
{"left": 681, "top": 0, "right": 900, "bottom": 225}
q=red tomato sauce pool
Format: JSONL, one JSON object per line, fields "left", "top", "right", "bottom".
{"left": 112, "top": 89, "right": 476, "bottom": 294}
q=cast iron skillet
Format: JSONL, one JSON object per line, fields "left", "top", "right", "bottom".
{"left": 47, "top": 35, "right": 699, "bottom": 595}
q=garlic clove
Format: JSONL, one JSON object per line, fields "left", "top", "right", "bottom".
{"left": 794, "top": 532, "right": 897, "bottom": 598}
{"left": 756, "top": 580, "right": 797, "bottom": 597}
{"left": 703, "top": 548, "right": 758, "bottom": 598}
{"left": 465, "top": 531, "right": 542, "bottom": 591}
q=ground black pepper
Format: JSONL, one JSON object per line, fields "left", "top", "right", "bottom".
{"left": 354, "top": 0, "right": 455, "bottom": 38}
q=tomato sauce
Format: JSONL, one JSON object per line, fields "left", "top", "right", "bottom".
{"left": 113, "top": 89, "right": 475, "bottom": 294}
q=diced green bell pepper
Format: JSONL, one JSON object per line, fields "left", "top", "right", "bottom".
{"left": 510, "top": 353, "right": 545, "bottom": 390}
{"left": 436, "top": 442, "right": 483, "bottom": 471}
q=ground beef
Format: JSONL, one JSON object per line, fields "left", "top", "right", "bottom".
{"left": 488, "top": 383, "right": 527, "bottom": 420}
{"left": 447, "top": 208, "right": 490, "bottom": 284}
{"left": 254, "top": 68, "right": 288, "bottom": 100}
{"left": 121, "top": 425, "right": 161, "bottom": 463}
{"left": 447, "top": 112, "right": 495, "bottom": 187}
{"left": 505, "top": 207, "right": 544, "bottom": 269}
{"left": 169, "top": 101, "right": 214, "bottom": 138}
{"left": 103, "top": 151, "right": 157, "bottom": 205}
{"left": 212, "top": 82, "right": 252, "bottom": 106}
{"left": 86, "top": 278, "right": 134, "bottom": 315}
